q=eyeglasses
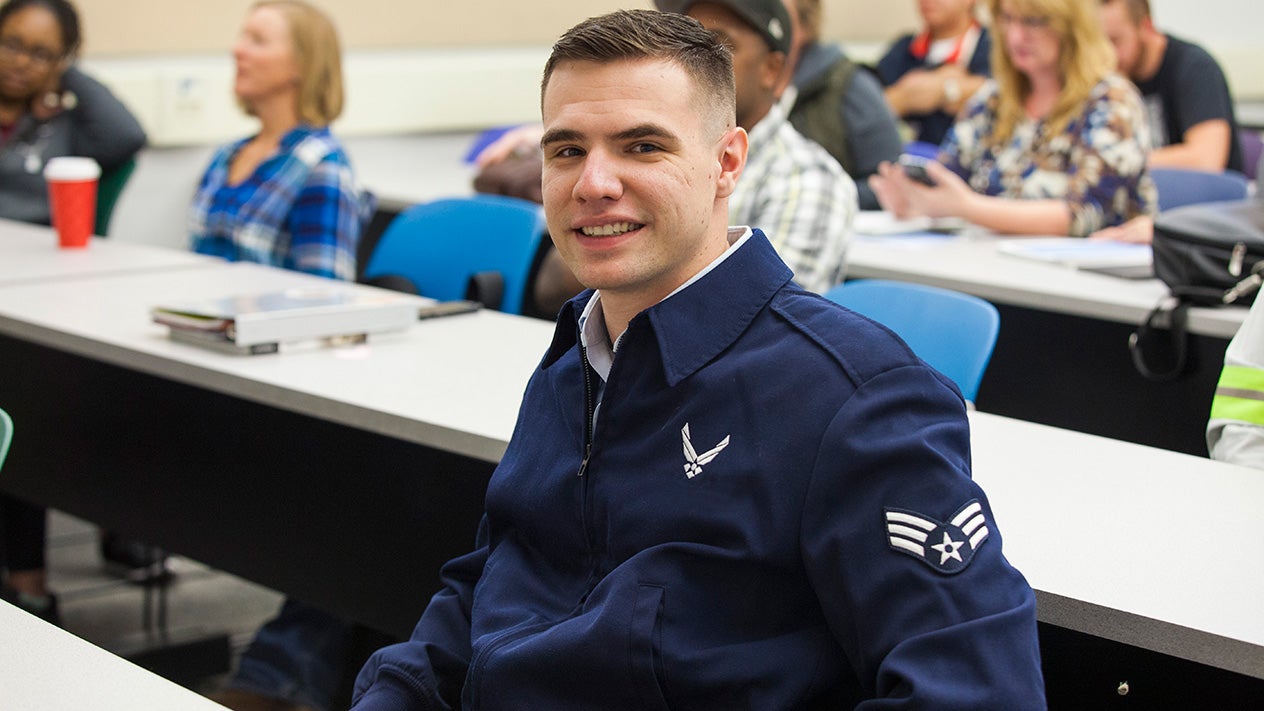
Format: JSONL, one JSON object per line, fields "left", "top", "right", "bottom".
{"left": 995, "top": 12, "right": 1052, "bottom": 32}
{"left": 0, "top": 37, "right": 63, "bottom": 68}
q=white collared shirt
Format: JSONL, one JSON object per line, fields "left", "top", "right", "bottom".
{"left": 579, "top": 226, "right": 752, "bottom": 384}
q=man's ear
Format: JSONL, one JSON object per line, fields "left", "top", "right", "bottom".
{"left": 761, "top": 51, "right": 787, "bottom": 92}
{"left": 716, "top": 126, "right": 748, "bottom": 199}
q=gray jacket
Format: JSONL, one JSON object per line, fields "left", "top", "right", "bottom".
{"left": 0, "top": 66, "right": 146, "bottom": 226}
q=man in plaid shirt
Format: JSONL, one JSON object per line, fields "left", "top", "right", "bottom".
{"left": 657, "top": 0, "right": 856, "bottom": 293}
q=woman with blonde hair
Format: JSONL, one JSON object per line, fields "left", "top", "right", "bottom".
{"left": 871, "top": 0, "right": 1156, "bottom": 237}
{"left": 189, "top": 0, "right": 365, "bottom": 279}
{"left": 198, "top": 4, "right": 371, "bottom": 710}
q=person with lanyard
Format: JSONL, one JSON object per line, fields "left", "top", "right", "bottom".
{"left": 870, "top": 0, "right": 1156, "bottom": 238}
{"left": 876, "top": 0, "right": 993, "bottom": 146}
{"left": 351, "top": 9, "right": 1043, "bottom": 709}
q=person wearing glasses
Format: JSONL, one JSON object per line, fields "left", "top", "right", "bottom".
{"left": 0, "top": 0, "right": 145, "bottom": 626}
{"left": 0, "top": 0, "right": 144, "bottom": 225}
{"left": 871, "top": 0, "right": 1156, "bottom": 238}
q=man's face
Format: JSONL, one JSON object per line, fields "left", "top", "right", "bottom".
{"left": 1099, "top": 1, "right": 1143, "bottom": 79}
{"left": 687, "top": 2, "right": 782, "bottom": 130}
{"left": 918, "top": 0, "right": 976, "bottom": 33}
{"left": 541, "top": 58, "right": 743, "bottom": 311}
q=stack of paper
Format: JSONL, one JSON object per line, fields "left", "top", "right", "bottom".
{"left": 996, "top": 238, "right": 1152, "bottom": 268}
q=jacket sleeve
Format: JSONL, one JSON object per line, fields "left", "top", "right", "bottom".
{"left": 351, "top": 517, "right": 490, "bottom": 710}
{"left": 61, "top": 67, "right": 147, "bottom": 172}
{"left": 1208, "top": 298, "right": 1264, "bottom": 468}
{"left": 801, "top": 364, "right": 1046, "bottom": 708}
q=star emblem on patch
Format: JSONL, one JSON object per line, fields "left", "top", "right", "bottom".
{"left": 884, "top": 500, "right": 990, "bottom": 575}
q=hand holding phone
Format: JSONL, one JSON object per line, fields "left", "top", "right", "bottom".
{"left": 897, "top": 154, "right": 938, "bottom": 187}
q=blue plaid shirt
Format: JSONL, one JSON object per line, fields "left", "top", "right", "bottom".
{"left": 189, "top": 125, "right": 363, "bottom": 280}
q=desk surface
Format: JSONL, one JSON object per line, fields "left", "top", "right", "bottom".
{"left": 847, "top": 226, "right": 1247, "bottom": 339}
{"left": 0, "top": 261, "right": 554, "bottom": 463}
{"left": 0, "top": 600, "right": 226, "bottom": 710}
{"left": 970, "top": 411, "right": 1264, "bottom": 678}
{"left": 0, "top": 218, "right": 218, "bottom": 286}
{"left": 0, "top": 245, "right": 1260, "bottom": 680}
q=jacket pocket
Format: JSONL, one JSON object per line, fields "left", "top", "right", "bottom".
{"left": 629, "top": 584, "right": 670, "bottom": 710}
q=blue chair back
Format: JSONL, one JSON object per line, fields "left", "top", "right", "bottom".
{"left": 362, "top": 195, "right": 546, "bottom": 315}
{"left": 824, "top": 279, "right": 1000, "bottom": 402}
{"left": 0, "top": 407, "right": 12, "bottom": 472}
{"left": 1150, "top": 167, "right": 1249, "bottom": 212}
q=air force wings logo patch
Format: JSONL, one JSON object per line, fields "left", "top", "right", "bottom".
{"left": 681, "top": 423, "right": 729, "bottom": 479}
{"left": 884, "top": 500, "right": 990, "bottom": 574}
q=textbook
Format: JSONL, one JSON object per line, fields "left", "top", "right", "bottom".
{"left": 996, "top": 238, "right": 1152, "bottom": 270}
{"left": 152, "top": 287, "right": 424, "bottom": 353}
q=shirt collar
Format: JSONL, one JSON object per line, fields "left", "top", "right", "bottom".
{"left": 549, "top": 227, "right": 793, "bottom": 386}
{"left": 578, "top": 227, "right": 753, "bottom": 382}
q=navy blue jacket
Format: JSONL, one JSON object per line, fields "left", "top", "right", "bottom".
{"left": 353, "top": 231, "right": 1044, "bottom": 709}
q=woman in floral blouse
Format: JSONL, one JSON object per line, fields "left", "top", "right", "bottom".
{"left": 871, "top": 0, "right": 1156, "bottom": 237}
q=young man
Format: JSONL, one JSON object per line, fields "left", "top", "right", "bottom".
{"left": 529, "top": 0, "right": 855, "bottom": 316}
{"left": 1099, "top": 0, "right": 1243, "bottom": 172}
{"left": 352, "top": 10, "right": 1043, "bottom": 709}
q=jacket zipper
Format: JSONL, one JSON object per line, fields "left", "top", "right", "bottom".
{"left": 578, "top": 347, "right": 595, "bottom": 477}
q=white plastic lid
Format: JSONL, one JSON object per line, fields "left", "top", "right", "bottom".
{"left": 43, "top": 156, "right": 101, "bottom": 181}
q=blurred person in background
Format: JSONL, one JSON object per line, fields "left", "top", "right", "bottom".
{"left": 876, "top": 0, "right": 992, "bottom": 146}
{"left": 0, "top": 0, "right": 146, "bottom": 626}
{"left": 195, "top": 3, "right": 372, "bottom": 710}
{"left": 871, "top": 0, "right": 1156, "bottom": 238}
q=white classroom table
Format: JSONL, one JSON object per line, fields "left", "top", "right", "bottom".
{"left": 847, "top": 224, "right": 1246, "bottom": 339}
{"left": 0, "top": 217, "right": 218, "bottom": 286}
{"left": 0, "top": 600, "right": 226, "bottom": 710}
{"left": 846, "top": 221, "right": 1248, "bottom": 455}
{"left": 0, "top": 260, "right": 553, "bottom": 463}
{"left": 0, "top": 237, "right": 1259, "bottom": 702}
{"left": 970, "top": 411, "right": 1264, "bottom": 680}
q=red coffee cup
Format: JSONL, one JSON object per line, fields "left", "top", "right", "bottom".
{"left": 44, "top": 156, "right": 101, "bottom": 249}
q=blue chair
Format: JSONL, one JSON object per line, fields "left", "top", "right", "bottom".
{"left": 824, "top": 279, "right": 1000, "bottom": 402}
{"left": 1150, "top": 167, "right": 1249, "bottom": 212}
{"left": 0, "top": 407, "right": 11, "bottom": 471}
{"left": 362, "top": 194, "right": 546, "bottom": 315}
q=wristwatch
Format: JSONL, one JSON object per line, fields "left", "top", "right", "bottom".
{"left": 942, "top": 78, "right": 962, "bottom": 107}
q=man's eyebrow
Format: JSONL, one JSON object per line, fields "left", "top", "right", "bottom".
{"left": 614, "top": 123, "right": 679, "bottom": 143}
{"left": 540, "top": 128, "right": 583, "bottom": 147}
{"left": 540, "top": 124, "right": 680, "bottom": 149}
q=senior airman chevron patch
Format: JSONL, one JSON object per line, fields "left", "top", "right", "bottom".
{"left": 884, "top": 500, "right": 990, "bottom": 575}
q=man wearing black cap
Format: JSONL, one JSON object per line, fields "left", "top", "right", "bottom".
{"left": 656, "top": 0, "right": 855, "bottom": 294}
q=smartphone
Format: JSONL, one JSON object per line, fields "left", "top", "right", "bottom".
{"left": 417, "top": 300, "right": 482, "bottom": 319}
{"left": 897, "top": 154, "right": 938, "bottom": 187}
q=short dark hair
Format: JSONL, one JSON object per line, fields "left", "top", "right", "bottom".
{"left": 0, "top": 0, "right": 81, "bottom": 58}
{"left": 541, "top": 9, "right": 736, "bottom": 132}
{"left": 1100, "top": 0, "right": 1151, "bottom": 23}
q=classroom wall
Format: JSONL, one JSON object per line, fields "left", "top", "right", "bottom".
{"left": 77, "top": 1, "right": 920, "bottom": 146}
{"left": 78, "top": 0, "right": 1264, "bottom": 148}
{"left": 76, "top": 1, "right": 919, "bottom": 54}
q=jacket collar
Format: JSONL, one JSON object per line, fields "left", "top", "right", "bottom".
{"left": 542, "top": 229, "right": 793, "bottom": 386}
